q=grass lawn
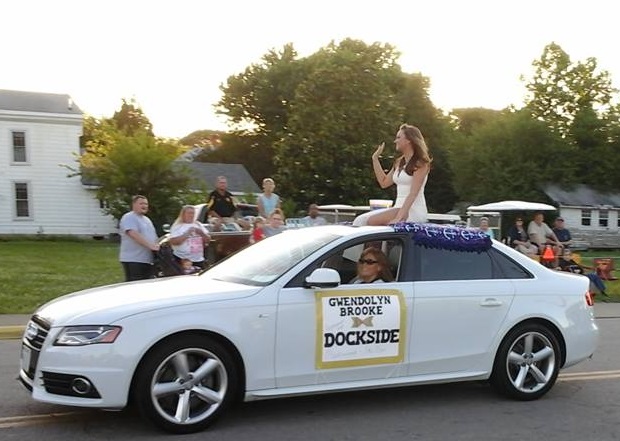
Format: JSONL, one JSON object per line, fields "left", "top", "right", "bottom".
{"left": 577, "top": 250, "right": 620, "bottom": 301}
{"left": 0, "top": 240, "right": 123, "bottom": 314}
{"left": 0, "top": 240, "right": 618, "bottom": 315}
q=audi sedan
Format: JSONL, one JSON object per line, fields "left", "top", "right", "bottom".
{"left": 19, "top": 223, "right": 599, "bottom": 434}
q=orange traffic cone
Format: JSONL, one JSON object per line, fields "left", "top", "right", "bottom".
{"left": 541, "top": 245, "right": 555, "bottom": 263}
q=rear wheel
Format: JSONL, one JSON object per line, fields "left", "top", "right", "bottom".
{"left": 133, "top": 335, "right": 239, "bottom": 434}
{"left": 491, "top": 323, "right": 561, "bottom": 400}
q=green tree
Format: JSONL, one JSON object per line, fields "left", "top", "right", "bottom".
{"left": 75, "top": 112, "right": 195, "bottom": 232}
{"left": 273, "top": 39, "right": 404, "bottom": 208}
{"left": 112, "top": 98, "right": 154, "bottom": 136}
{"left": 449, "top": 110, "right": 576, "bottom": 203}
{"left": 523, "top": 43, "right": 620, "bottom": 191}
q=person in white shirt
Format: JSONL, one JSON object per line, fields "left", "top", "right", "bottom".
{"left": 527, "top": 212, "right": 562, "bottom": 255}
{"left": 169, "top": 205, "right": 211, "bottom": 269}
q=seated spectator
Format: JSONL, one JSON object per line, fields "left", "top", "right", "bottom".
{"left": 257, "top": 178, "right": 281, "bottom": 218}
{"left": 552, "top": 217, "right": 573, "bottom": 249}
{"left": 263, "top": 209, "right": 287, "bottom": 237}
{"left": 556, "top": 249, "right": 607, "bottom": 297}
{"left": 303, "top": 203, "right": 328, "bottom": 226}
{"left": 479, "top": 217, "right": 495, "bottom": 239}
{"left": 507, "top": 217, "right": 538, "bottom": 256}
{"left": 350, "top": 247, "right": 394, "bottom": 284}
{"left": 528, "top": 212, "right": 562, "bottom": 255}
{"left": 205, "top": 176, "right": 250, "bottom": 231}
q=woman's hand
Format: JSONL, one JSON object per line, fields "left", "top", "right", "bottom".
{"left": 388, "top": 212, "right": 407, "bottom": 224}
{"left": 372, "top": 142, "right": 385, "bottom": 160}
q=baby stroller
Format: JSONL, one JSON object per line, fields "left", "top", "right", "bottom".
{"left": 154, "top": 241, "right": 184, "bottom": 278}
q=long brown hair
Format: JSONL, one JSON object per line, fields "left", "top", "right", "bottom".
{"left": 394, "top": 124, "right": 432, "bottom": 176}
{"left": 360, "top": 247, "right": 394, "bottom": 282}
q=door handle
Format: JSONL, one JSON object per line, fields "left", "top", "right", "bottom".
{"left": 480, "top": 298, "right": 503, "bottom": 307}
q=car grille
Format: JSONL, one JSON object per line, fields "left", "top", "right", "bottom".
{"left": 21, "top": 315, "right": 51, "bottom": 380}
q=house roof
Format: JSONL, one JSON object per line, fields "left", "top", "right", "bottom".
{"left": 543, "top": 183, "right": 620, "bottom": 209}
{"left": 182, "top": 162, "right": 260, "bottom": 194}
{"left": 0, "top": 89, "right": 82, "bottom": 114}
{"left": 82, "top": 162, "right": 260, "bottom": 195}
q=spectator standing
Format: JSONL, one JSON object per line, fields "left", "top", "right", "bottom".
{"left": 205, "top": 176, "right": 250, "bottom": 230}
{"left": 553, "top": 217, "right": 573, "bottom": 249}
{"left": 119, "top": 195, "right": 160, "bottom": 282}
{"left": 303, "top": 203, "right": 328, "bottom": 226}
{"left": 168, "top": 205, "right": 211, "bottom": 269}
{"left": 257, "top": 178, "right": 281, "bottom": 218}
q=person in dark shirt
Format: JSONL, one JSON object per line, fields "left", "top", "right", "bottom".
{"left": 556, "top": 249, "right": 607, "bottom": 296}
{"left": 205, "top": 176, "right": 250, "bottom": 230}
{"left": 507, "top": 217, "right": 538, "bottom": 256}
{"left": 552, "top": 217, "right": 573, "bottom": 249}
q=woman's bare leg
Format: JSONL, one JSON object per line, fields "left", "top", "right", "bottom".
{"left": 367, "top": 208, "right": 400, "bottom": 226}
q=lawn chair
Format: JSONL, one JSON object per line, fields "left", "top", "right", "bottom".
{"left": 594, "top": 258, "right": 617, "bottom": 281}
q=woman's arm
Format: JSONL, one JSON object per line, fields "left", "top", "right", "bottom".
{"left": 391, "top": 163, "right": 429, "bottom": 222}
{"left": 372, "top": 142, "right": 395, "bottom": 189}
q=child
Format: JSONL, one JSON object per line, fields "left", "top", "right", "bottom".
{"left": 557, "top": 249, "right": 608, "bottom": 296}
{"left": 180, "top": 258, "right": 201, "bottom": 275}
{"left": 251, "top": 216, "right": 266, "bottom": 243}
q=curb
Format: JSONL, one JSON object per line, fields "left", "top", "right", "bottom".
{"left": 0, "top": 326, "right": 24, "bottom": 340}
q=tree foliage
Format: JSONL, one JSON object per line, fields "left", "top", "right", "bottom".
{"left": 76, "top": 101, "right": 196, "bottom": 232}
{"left": 448, "top": 110, "right": 576, "bottom": 203}
{"left": 112, "top": 98, "right": 154, "bottom": 136}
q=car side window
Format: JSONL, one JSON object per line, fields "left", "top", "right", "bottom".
{"left": 416, "top": 246, "right": 532, "bottom": 281}
{"left": 285, "top": 237, "right": 404, "bottom": 288}
{"left": 489, "top": 248, "right": 532, "bottom": 279}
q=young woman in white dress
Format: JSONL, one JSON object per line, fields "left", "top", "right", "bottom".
{"left": 353, "top": 124, "right": 431, "bottom": 226}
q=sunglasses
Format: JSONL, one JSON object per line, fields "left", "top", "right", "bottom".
{"left": 358, "top": 258, "right": 378, "bottom": 265}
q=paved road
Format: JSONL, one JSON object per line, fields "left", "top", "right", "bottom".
{"left": 1, "top": 314, "right": 619, "bottom": 440}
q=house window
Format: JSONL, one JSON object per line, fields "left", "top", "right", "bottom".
{"left": 581, "top": 209, "right": 591, "bottom": 226}
{"left": 12, "top": 131, "right": 27, "bottom": 163}
{"left": 14, "top": 182, "right": 31, "bottom": 218}
{"left": 599, "top": 210, "right": 608, "bottom": 227}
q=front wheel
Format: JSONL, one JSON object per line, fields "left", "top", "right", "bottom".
{"left": 490, "top": 323, "right": 561, "bottom": 401}
{"left": 133, "top": 335, "right": 240, "bottom": 434}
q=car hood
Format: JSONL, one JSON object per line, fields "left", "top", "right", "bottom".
{"left": 34, "top": 276, "right": 262, "bottom": 327}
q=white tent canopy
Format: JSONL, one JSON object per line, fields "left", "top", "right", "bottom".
{"left": 467, "top": 200, "right": 556, "bottom": 212}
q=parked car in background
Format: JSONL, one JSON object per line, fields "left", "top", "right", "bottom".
{"left": 19, "top": 223, "right": 598, "bottom": 434}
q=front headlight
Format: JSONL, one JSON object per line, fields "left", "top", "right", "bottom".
{"left": 54, "top": 325, "right": 122, "bottom": 346}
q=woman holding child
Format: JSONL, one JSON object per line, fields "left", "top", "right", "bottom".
{"left": 169, "top": 205, "right": 211, "bottom": 269}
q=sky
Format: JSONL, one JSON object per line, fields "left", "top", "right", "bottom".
{"left": 2, "top": 0, "right": 619, "bottom": 138}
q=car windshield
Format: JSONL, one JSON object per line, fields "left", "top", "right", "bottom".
{"left": 204, "top": 229, "right": 341, "bottom": 286}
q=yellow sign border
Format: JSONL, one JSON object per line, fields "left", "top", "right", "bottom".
{"left": 315, "top": 289, "right": 406, "bottom": 369}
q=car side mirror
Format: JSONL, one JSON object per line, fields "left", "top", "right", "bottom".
{"left": 304, "top": 268, "right": 341, "bottom": 288}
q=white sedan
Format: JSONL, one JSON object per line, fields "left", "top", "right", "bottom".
{"left": 19, "top": 224, "right": 599, "bottom": 434}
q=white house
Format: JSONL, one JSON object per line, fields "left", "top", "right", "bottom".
{"left": 543, "top": 183, "right": 620, "bottom": 249}
{"left": 0, "top": 89, "right": 116, "bottom": 236}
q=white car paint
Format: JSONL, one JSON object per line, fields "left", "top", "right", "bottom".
{"left": 18, "top": 225, "right": 599, "bottom": 432}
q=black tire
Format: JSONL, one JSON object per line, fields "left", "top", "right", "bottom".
{"left": 490, "top": 323, "right": 561, "bottom": 401}
{"left": 133, "top": 335, "right": 240, "bottom": 434}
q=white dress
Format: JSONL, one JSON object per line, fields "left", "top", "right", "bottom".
{"left": 353, "top": 168, "right": 428, "bottom": 226}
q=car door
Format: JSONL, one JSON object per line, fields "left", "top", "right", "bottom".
{"left": 274, "top": 235, "right": 413, "bottom": 388}
{"left": 408, "top": 246, "right": 520, "bottom": 376}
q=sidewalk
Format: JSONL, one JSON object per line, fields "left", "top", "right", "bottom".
{"left": 1, "top": 303, "right": 620, "bottom": 340}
